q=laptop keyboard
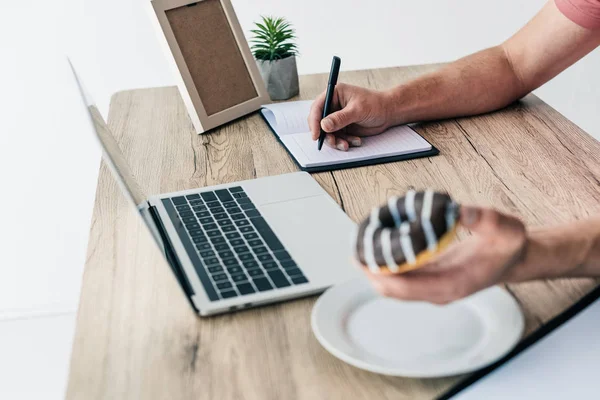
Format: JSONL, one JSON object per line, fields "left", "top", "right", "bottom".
{"left": 167, "top": 186, "right": 309, "bottom": 301}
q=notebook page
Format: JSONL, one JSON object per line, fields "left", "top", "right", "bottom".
{"left": 281, "top": 125, "right": 431, "bottom": 168}
{"left": 261, "top": 101, "right": 312, "bottom": 136}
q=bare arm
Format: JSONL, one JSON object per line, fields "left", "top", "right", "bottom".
{"left": 308, "top": 1, "right": 600, "bottom": 148}
{"left": 384, "top": 0, "right": 600, "bottom": 125}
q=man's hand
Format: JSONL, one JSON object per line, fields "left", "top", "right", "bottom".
{"left": 307, "top": 83, "right": 391, "bottom": 151}
{"left": 365, "top": 206, "right": 528, "bottom": 305}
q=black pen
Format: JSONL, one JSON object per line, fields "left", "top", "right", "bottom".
{"left": 317, "top": 56, "right": 341, "bottom": 151}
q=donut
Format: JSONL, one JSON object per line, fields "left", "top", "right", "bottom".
{"left": 354, "top": 189, "right": 460, "bottom": 274}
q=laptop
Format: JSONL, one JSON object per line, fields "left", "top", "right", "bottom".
{"left": 70, "top": 63, "right": 358, "bottom": 316}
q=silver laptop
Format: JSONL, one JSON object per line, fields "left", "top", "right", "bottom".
{"left": 71, "top": 63, "right": 358, "bottom": 316}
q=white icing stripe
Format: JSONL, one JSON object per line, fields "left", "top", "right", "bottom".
{"left": 405, "top": 190, "right": 417, "bottom": 222}
{"left": 399, "top": 222, "right": 416, "bottom": 264}
{"left": 363, "top": 207, "right": 381, "bottom": 272}
{"left": 387, "top": 196, "right": 402, "bottom": 227}
{"left": 381, "top": 229, "right": 399, "bottom": 273}
{"left": 421, "top": 189, "right": 438, "bottom": 251}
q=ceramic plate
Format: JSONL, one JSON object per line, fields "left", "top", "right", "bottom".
{"left": 311, "top": 278, "right": 524, "bottom": 377}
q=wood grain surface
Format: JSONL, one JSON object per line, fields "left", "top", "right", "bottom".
{"left": 66, "top": 65, "right": 600, "bottom": 400}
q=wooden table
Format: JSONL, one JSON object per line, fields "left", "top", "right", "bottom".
{"left": 67, "top": 65, "right": 600, "bottom": 400}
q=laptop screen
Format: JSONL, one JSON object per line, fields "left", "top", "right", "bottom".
{"left": 70, "top": 62, "right": 147, "bottom": 208}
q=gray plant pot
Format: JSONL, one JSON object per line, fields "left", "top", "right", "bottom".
{"left": 256, "top": 56, "right": 300, "bottom": 101}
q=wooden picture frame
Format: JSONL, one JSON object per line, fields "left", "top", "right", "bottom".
{"left": 149, "top": 0, "right": 270, "bottom": 134}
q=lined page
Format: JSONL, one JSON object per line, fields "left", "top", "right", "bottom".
{"left": 261, "top": 101, "right": 312, "bottom": 136}
{"left": 281, "top": 125, "right": 432, "bottom": 168}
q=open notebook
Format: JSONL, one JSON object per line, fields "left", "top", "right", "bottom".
{"left": 260, "top": 100, "right": 438, "bottom": 172}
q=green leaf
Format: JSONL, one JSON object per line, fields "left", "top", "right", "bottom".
{"left": 250, "top": 15, "right": 298, "bottom": 59}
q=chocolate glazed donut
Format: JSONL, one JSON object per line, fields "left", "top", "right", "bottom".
{"left": 355, "top": 190, "right": 460, "bottom": 274}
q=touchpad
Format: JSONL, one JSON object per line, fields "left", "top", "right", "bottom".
{"left": 258, "top": 195, "right": 355, "bottom": 268}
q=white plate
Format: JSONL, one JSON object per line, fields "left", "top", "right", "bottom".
{"left": 311, "top": 278, "right": 524, "bottom": 377}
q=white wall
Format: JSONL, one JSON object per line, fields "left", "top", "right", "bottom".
{"left": 1, "top": 1, "right": 598, "bottom": 399}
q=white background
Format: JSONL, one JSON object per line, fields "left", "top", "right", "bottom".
{"left": 0, "top": 0, "right": 598, "bottom": 398}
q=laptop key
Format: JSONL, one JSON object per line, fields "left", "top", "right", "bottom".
{"left": 213, "top": 213, "right": 228, "bottom": 220}
{"left": 229, "top": 186, "right": 243, "bottom": 193}
{"left": 257, "top": 254, "right": 274, "bottom": 263}
{"left": 216, "top": 281, "right": 232, "bottom": 290}
{"left": 243, "top": 260, "right": 259, "bottom": 269}
{"left": 237, "top": 283, "right": 255, "bottom": 295}
{"left": 231, "top": 213, "right": 246, "bottom": 221}
{"left": 223, "top": 201, "right": 237, "bottom": 209}
{"left": 210, "top": 237, "right": 226, "bottom": 245}
{"left": 220, "top": 290, "right": 237, "bottom": 299}
{"left": 189, "top": 200, "right": 203, "bottom": 206}
{"left": 182, "top": 217, "right": 197, "bottom": 224}
{"left": 235, "top": 220, "right": 250, "bottom": 227}
{"left": 240, "top": 226, "right": 254, "bottom": 233}
{"left": 268, "top": 270, "right": 291, "bottom": 288}
{"left": 240, "top": 202, "right": 256, "bottom": 210}
{"left": 192, "top": 205, "right": 207, "bottom": 212}
{"left": 230, "top": 239, "right": 244, "bottom": 247}
{"left": 218, "top": 219, "right": 233, "bottom": 227}
{"left": 203, "top": 223, "right": 218, "bottom": 231}
{"left": 218, "top": 250, "right": 234, "bottom": 259}
{"left": 186, "top": 194, "right": 201, "bottom": 200}
{"left": 205, "top": 257, "right": 220, "bottom": 265}
{"left": 244, "top": 232, "right": 259, "bottom": 240}
{"left": 228, "top": 207, "right": 242, "bottom": 214}
{"left": 211, "top": 207, "right": 225, "bottom": 214}
{"left": 280, "top": 260, "right": 297, "bottom": 269}
{"left": 250, "top": 217, "right": 285, "bottom": 251}
{"left": 207, "top": 230, "right": 222, "bottom": 238}
{"left": 285, "top": 268, "right": 303, "bottom": 277}
{"left": 179, "top": 211, "right": 194, "bottom": 218}
{"left": 253, "top": 246, "right": 268, "bottom": 254}
{"left": 234, "top": 245, "right": 250, "bottom": 254}
{"left": 192, "top": 236, "right": 208, "bottom": 244}
{"left": 222, "top": 225, "right": 236, "bottom": 232}
{"left": 238, "top": 253, "right": 254, "bottom": 261}
{"left": 237, "top": 197, "right": 252, "bottom": 205}
{"left": 245, "top": 209, "right": 261, "bottom": 218}
{"left": 248, "top": 239, "right": 263, "bottom": 247}
{"left": 223, "top": 258, "right": 239, "bottom": 267}
{"left": 214, "top": 244, "right": 230, "bottom": 252}
{"left": 195, "top": 211, "right": 210, "bottom": 218}
{"left": 198, "top": 217, "right": 213, "bottom": 224}
{"left": 291, "top": 276, "right": 309, "bottom": 285}
{"left": 206, "top": 201, "right": 221, "bottom": 208}
{"left": 196, "top": 243, "right": 212, "bottom": 251}
{"left": 185, "top": 223, "right": 200, "bottom": 230}
{"left": 253, "top": 277, "right": 273, "bottom": 291}
{"left": 189, "top": 229, "right": 204, "bottom": 237}
{"left": 208, "top": 266, "right": 223, "bottom": 274}
{"left": 225, "top": 232, "right": 241, "bottom": 239}
{"left": 274, "top": 251, "right": 292, "bottom": 261}
{"left": 212, "top": 273, "right": 228, "bottom": 281}
{"left": 176, "top": 204, "right": 191, "bottom": 210}
{"left": 172, "top": 196, "right": 187, "bottom": 205}
{"left": 231, "top": 274, "right": 248, "bottom": 283}
{"left": 233, "top": 192, "right": 247, "bottom": 199}
{"left": 247, "top": 269, "right": 264, "bottom": 278}
{"left": 262, "top": 262, "right": 279, "bottom": 270}
{"left": 227, "top": 266, "right": 243, "bottom": 275}
{"left": 199, "top": 250, "right": 215, "bottom": 258}
{"left": 200, "top": 192, "right": 217, "bottom": 202}
{"left": 215, "top": 189, "right": 234, "bottom": 202}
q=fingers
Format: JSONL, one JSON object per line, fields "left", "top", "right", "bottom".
{"left": 365, "top": 267, "right": 473, "bottom": 305}
{"left": 324, "top": 132, "right": 362, "bottom": 151}
{"left": 321, "top": 107, "right": 358, "bottom": 133}
{"left": 460, "top": 205, "right": 525, "bottom": 236}
{"left": 308, "top": 91, "right": 327, "bottom": 140}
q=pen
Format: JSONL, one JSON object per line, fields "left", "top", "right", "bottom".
{"left": 318, "top": 56, "right": 341, "bottom": 151}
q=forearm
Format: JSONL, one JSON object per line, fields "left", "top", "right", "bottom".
{"left": 511, "top": 217, "right": 600, "bottom": 281}
{"left": 382, "top": 46, "right": 527, "bottom": 126}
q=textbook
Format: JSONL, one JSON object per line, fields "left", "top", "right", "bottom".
{"left": 260, "top": 100, "right": 439, "bottom": 172}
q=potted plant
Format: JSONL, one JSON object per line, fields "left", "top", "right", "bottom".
{"left": 250, "top": 16, "right": 299, "bottom": 101}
